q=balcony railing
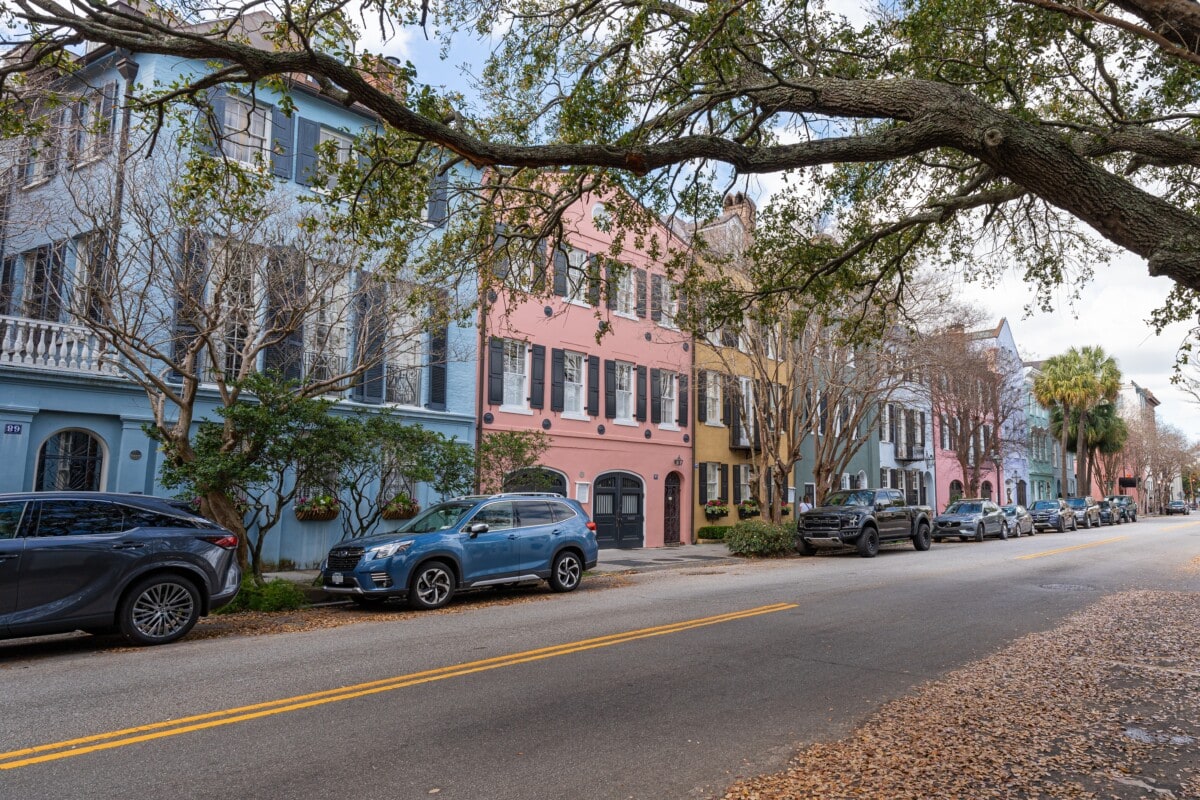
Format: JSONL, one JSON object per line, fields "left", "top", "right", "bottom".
{"left": 384, "top": 363, "right": 422, "bottom": 406}
{"left": 0, "top": 314, "right": 121, "bottom": 376}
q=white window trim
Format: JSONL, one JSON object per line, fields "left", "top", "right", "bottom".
{"left": 562, "top": 350, "right": 587, "bottom": 419}
{"left": 500, "top": 339, "right": 530, "bottom": 413}
{"left": 658, "top": 370, "right": 679, "bottom": 431}
{"left": 614, "top": 361, "right": 635, "bottom": 423}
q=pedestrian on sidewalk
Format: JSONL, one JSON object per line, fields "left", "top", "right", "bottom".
{"left": 798, "top": 494, "right": 814, "bottom": 514}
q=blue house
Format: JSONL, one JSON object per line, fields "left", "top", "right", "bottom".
{"left": 0, "top": 23, "right": 477, "bottom": 567}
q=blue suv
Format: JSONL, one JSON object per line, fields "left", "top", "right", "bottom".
{"left": 321, "top": 493, "right": 599, "bottom": 609}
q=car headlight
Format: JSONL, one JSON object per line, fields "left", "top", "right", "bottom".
{"left": 842, "top": 516, "right": 859, "bottom": 529}
{"left": 366, "top": 541, "right": 414, "bottom": 560}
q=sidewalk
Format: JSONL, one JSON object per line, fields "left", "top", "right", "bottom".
{"left": 265, "top": 542, "right": 739, "bottom": 590}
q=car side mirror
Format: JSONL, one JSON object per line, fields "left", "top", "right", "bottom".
{"left": 469, "top": 522, "right": 489, "bottom": 537}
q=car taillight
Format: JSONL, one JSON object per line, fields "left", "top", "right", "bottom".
{"left": 586, "top": 521, "right": 597, "bottom": 531}
{"left": 200, "top": 534, "right": 239, "bottom": 550}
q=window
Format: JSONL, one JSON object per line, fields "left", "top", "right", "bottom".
{"left": 615, "top": 268, "right": 636, "bottom": 316}
{"left": 34, "top": 500, "right": 127, "bottom": 537}
{"left": 660, "top": 371, "right": 677, "bottom": 427}
{"left": 548, "top": 502, "right": 577, "bottom": 523}
{"left": 0, "top": 502, "right": 26, "bottom": 539}
{"left": 213, "top": 242, "right": 259, "bottom": 378}
{"left": 738, "top": 376, "right": 756, "bottom": 445}
{"left": 223, "top": 96, "right": 271, "bottom": 165}
{"left": 706, "top": 464, "right": 721, "bottom": 502}
{"left": 503, "top": 339, "right": 528, "bottom": 408}
{"left": 318, "top": 127, "right": 353, "bottom": 165}
{"left": 1, "top": 254, "right": 18, "bottom": 316}
{"left": 23, "top": 243, "right": 68, "bottom": 322}
{"left": 35, "top": 430, "right": 104, "bottom": 491}
{"left": 563, "top": 247, "right": 591, "bottom": 303}
{"left": 737, "top": 465, "right": 752, "bottom": 502}
{"left": 472, "top": 501, "right": 515, "bottom": 531}
{"left": 563, "top": 351, "right": 585, "bottom": 416}
{"left": 515, "top": 501, "right": 555, "bottom": 528}
{"left": 705, "top": 371, "right": 723, "bottom": 424}
{"left": 615, "top": 361, "right": 634, "bottom": 421}
{"left": 841, "top": 473, "right": 851, "bottom": 490}
{"left": 67, "top": 82, "right": 118, "bottom": 165}
{"left": 21, "top": 111, "right": 62, "bottom": 186}
{"left": 658, "top": 279, "right": 678, "bottom": 327}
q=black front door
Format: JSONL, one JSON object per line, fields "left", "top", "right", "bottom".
{"left": 593, "top": 472, "right": 644, "bottom": 549}
{"left": 664, "top": 473, "right": 681, "bottom": 545}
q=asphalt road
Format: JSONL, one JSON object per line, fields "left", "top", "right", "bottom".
{"left": 2, "top": 517, "right": 1197, "bottom": 800}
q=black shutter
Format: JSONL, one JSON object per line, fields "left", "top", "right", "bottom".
{"left": 696, "top": 371, "right": 707, "bottom": 423}
{"left": 263, "top": 248, "right": 304, "bottom": 381}
{"left": 699, "top": 463, "right": 709, "bottom": 504}
{"left": 427, "top": 172, "right": 449, "bottom": 226}
{"left": 493, "top": 224, "right": 510, "bottom": 280}
{"left": 531, "top": 238, "right": 547, "bottom": 293}
{"left": 587, "top": 254, "right": 601, "bottom": 305}
{"left": 730, "top": 387, "right": 743, "bottom": 446}
{"left": 651, "top": 274, "right": 663, "bottom": 322}
{"left": 552, "top": 246, "right": 568, "bottom": 297}
{"left": 888, "top": 403, "right": 897, "bottom": 444}
{"left": 587, "top": 355, "right": 600, "bottom": 416}
{"left": 650, "top": 368, "right": 662, "bottom": 424}
{"left": 636, "top": 365, "right": 647, "bottom": 422}
{"left": 170, "top": 231, "right": 207, "bottom": 379}
{"left": 197, "top": 89, "right": 226, "bottom": 156}
{"left": 353, "top": 277, "right": 386, "bottom": 403}
{"left": 678, "top": 374, "right": 688, "bottom": 427}
{"left": 720, "top": 463, "right": 729, "bottom": 503}
{"left": 271, "top": 106, "right": 294, "bottom": 179}
{"left": 733, "top": 465, "right": 743, "bottom": 504}
{"left": 919, "top": 411, "right": 927, "bottom": 448}
{"left": 530, "top": 344, "right": 546, "bottom": 409}
{"left": 550, "top": 348, "right": 565, "bottom": 412}
{"left": 96, "top": 81, "right": 119, "bottom": 156}
{"left": 636, "top": 269, "right": 647, "bottom": 318}
{"left": 605, "top": 261, "right": 617, "bottom": 310}
{"left": 295, "top": 117, "right": 320, "bottom": 186}
{"left": 487, "top": 338, "right": 504, "bottom": 405}
{"left": 604, "top": 359, "right": 616, "bottom": 419}
{"left": 426, "top": 321, "right": 448, "bottom": 410}
{"left": 721, "top": 375, "right": 732, "bottom": 425}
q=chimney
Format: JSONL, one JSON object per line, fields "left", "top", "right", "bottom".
{"left": 722, "top": 191, "right": 756, "bottom": 231}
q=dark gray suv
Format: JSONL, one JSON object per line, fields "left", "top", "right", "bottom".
{"left": 0, "top": 492, "right": 241, "bottom": 646}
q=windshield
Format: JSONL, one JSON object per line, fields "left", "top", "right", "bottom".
{"left": 1031, "top": 501, "right": 1058, "bottom": 510}
{"left": 1000, "top": 505, "right": 1016, "bottom": 515}
{"left": 945, "top": 502, "right": 982, "bottom": 514}
{"left": 1169, "top": 500, "right": 1185, "bottom": 506}
{"left": 396, "top": 501, "right": 475, "bottom": 534}
{"left": 821, "top": 491, "right": 875, "bottom": 507}
{"left": 1065, "top": 498, "right": 1086, "bottom": 508}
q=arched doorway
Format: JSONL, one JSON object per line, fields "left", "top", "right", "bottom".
{"left": 663, "top": 472, "right": 682, "bottom": 545}
{"left": 981, "top": 480, "right": 993, "bottom": 500}
{"left": 949, "top": 479, "right": 963, "bottom": 501}
{"left": 35, "top": 429, "right": 105, "bottom": 491}
{"left": 593, "top": 471, "right": 644, "bottom": 548}
{"left": 1017, "top": 479, "right": 1028, "bottom": 506}
{"left": 502, "top": 467, "right": 568, "bottom": 496}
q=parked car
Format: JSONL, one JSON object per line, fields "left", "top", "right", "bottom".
{"left": 1165, "top": 499, "right": 1190, "bottom": 516}
{"left": 795, "top": 488, "right": 934, "bottom": 558}
{"left": 1096, "top": 500, "right": 1122, "bottom": 526}
{"left": 320, "top": 493, "right": 599, "bottom": 609}
{"left": 1106, "top": 495, "right": 1138, "bottom": 522}
{"left": 1028, "top": 499, "right": 1077, "bottom": 532}
{"left": 1000, "top": 504, "right": 1035, "bottom": 536}
{"left": 933, "top": 499, "right": 1009, "bottom": 542}
{"left": 1064, "top": 496, "right": 1101, "bottom": 529}
{"left": 0, "top": 492, "right": 241, "bottom": 646}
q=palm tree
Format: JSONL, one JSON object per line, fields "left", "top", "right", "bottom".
{"left": 1033, "top": 356, "right": 1077, "bottom": 496}
{"left": 1069, "top": 346, "right": 1122, "bottom": 495}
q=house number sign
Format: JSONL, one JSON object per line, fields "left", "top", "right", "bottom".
{"left": 4, "top": 424, "right": 22, "bottom": 435}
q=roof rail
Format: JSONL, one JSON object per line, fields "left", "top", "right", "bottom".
{"left": 493, "top": 491, "right": 567, "bottom": 498}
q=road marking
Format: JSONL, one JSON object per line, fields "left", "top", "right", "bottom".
{"left": 1016, "top": 536, "right": 1127, "bottom": 560}
{"left": 0, "top": 602, "right": 796, "bottom": 770}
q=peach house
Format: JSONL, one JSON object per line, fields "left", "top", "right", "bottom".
{"left": 479, "top": 196, "right": 693, "bottom": 548}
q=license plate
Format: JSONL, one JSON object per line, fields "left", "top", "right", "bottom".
{"left": 331, "top": 572, "right": 344, "bottom": 585}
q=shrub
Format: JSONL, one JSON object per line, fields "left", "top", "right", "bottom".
{"left": 697, "top": 525, "right": 727, "bottom": 541}
{"left": 724, "top": 519, "right": 795, "bottom": 557}
{"left": 216, "top": 578, "right": 309, "bottom": 614}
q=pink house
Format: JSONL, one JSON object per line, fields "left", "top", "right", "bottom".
{"left": 479, "top": 195, "right": 693, "bottom": 548}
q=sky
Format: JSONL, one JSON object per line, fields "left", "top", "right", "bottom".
{"left": 348, "top": 4, "right": 1200, "bottom": 444}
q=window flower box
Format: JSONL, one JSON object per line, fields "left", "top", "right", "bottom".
{"left": 381, "top": 494, "right": 420, "bottom": 520}
{"left": 295, "top": 494, "right": 340, "bottom": 522}
{"left": 703, "top": 499, "right": 729, "bottom": 519}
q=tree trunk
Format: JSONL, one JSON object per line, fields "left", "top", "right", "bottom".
{"left": 201, "top": 491, "right": 251, "bottom": 575}
{"left": 1075, "top": 408, "right": 1089, "bottom": 496}
{"left": 1059, "top": 403, "right": 1071, "bottom": 497}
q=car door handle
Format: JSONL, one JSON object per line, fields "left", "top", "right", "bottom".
{"left": 112, "top": 542, "right": 146, "bottom": 550}
{"left": 0, "top": 555, "right": 17, "bottom": 563}
{"left": 507, "top": 534, "right": 518, "bottom": 540}
{"left": 551, "top": 528, "right": 563, "bottom": 535}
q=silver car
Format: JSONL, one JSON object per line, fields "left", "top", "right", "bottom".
{"left": 933, "top": 499, "right": 1009, "bottom": 542}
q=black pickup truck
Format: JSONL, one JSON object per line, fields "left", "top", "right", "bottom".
{"left": 796, "top": 488, "right": 934, "bottom": 558}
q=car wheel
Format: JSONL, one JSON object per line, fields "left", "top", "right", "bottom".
{"left": 1084, "top": 514, "right": 1092, "bottom": 529}
{"left": 118, "top": 574, "right": 201, "bottom": 646}
{"left": 408, "top": 560, "right": 455, "bottom": 610}
{"left": 998, "top": 521, "right": 1008, "bottom": 540}
{"left": 1072, "top": 517, "right": 1078, "bottom": 531}
{"left": 797, "top": 537, "right": 817, "bottom": 556}
{"left": 975, "top": 524, "right": 985, "bottom": 543}
{"left": 857, "top": 527, "right": 880, "bottom": 558}
{"left": 549, "top": 551, "right": 583, "bottom": 592}
{"left": 1028, "top": 524, "right": 1036, "bottom": 536}
{"left": 1057, "top": 518, "right": 1065, "bottom": 533}
{"left": 350, "top": 595, "right": 386, "bottom": 607}
{"left": 912, "top": 523, "right": 931, "bottom": 551}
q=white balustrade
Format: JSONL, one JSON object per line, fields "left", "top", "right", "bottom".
{"left": 0, "top": 314, "right": 121, "bottom": 376}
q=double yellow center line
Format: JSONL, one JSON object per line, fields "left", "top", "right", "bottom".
{"left": 0, "top": 602, "right": 796, "bottom": 770}
{"left": 1016, "top": 536, "right": 1127, "bottom": 560}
